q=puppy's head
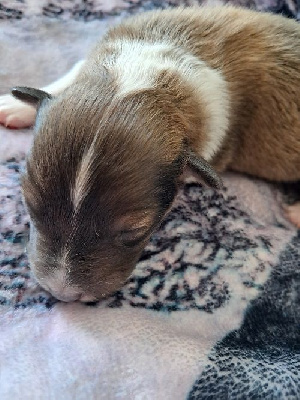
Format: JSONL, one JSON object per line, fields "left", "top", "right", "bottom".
{"left": 13, "top": 80, "right": 221, "bottom": 302}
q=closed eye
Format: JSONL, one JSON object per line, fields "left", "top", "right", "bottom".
{"left": 119, "top": 227, "right": 151, "bottom": 248}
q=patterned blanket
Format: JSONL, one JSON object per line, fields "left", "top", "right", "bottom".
{"left": 1, "top": 1, "right": 300, "bottom": 399}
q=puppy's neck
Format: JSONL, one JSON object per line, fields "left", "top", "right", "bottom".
{"left": 103, "top": 39, "right": 230, "bottom": 162}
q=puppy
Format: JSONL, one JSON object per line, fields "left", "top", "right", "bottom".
{"left": 1, "top": 6, "right": 300, "bottom": 302}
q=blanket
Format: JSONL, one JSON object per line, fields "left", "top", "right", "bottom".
{"left": 1, "top": 1, "right": 300, "bottom": 399}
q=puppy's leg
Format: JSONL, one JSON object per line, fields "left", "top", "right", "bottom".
{"left": 0, "top": 60, "right": 85, "bottom": 129}
{"left": 284, "top": 203, "right": 300, "bottom": 228}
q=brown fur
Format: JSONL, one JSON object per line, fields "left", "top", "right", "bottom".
{"left": 97, "top": 7, "right": 300, "bottom": 180}
{"left": 18, "top": 6, "right": 300, "bottom": 301}
{"left": 22, "top": 71, "right": 186, "bottom": 299}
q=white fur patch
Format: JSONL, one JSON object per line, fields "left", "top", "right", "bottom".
{"left": 191, "top": 66, "right": 230, "bottom": 161}
{"left": 105, "top": 41, "right": 176, "bottom": 95}
{"left": 105, "top": 40, "right": 230, "bottom": 162}
{"left": 72, "top": 142, "right": 96, "bottom": 210}
{"left": 40, "top": 251, "right": 82, "bottom": 302}
{"left": 43, "top": 268, "right": 80, "bottom": 302}
{"left": 47, "top": 268, "right": 68, "bottom": 291}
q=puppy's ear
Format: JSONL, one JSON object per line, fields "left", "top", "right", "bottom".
{"left": 11, "top": 86, "right": 52, "bottom": 107}
{"left": 186, "top": 149, "right": 223, "bottom": 189}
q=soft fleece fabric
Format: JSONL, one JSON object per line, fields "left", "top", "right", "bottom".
{"left": 0, "top": 1, "right": 300, "bottom": 399}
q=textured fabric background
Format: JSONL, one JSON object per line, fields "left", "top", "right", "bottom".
{"left": 0, "top": 0, "right": 299, "bottom": 19}
{"left": 0, "top": 1, "right": 300, "bottom": 399}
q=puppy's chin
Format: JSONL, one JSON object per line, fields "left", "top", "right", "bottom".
{"left": 79, "top": 294, "right": 100, "bottom": 303}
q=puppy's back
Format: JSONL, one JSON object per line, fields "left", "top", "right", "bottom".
{"left": 86, "top": 7, "right": 300, "bottom": 181}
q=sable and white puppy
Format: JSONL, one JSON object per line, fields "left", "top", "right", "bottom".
{"left": 1, "top": 6, "right": 300, "bottom": 302}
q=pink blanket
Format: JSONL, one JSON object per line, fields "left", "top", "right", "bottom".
{"left": 1, "top": 1, "right": 300, "bottom": 399}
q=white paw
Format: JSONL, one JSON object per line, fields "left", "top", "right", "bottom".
{"left": 0, "top": 94, "right": 36, "bottom": 129}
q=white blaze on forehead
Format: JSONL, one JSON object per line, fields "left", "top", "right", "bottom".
{"left": 104, "top": 39, "right": 230, "bottom": 162}
{"left": 72, "top": 141, "right": 97, "bottom": 210}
